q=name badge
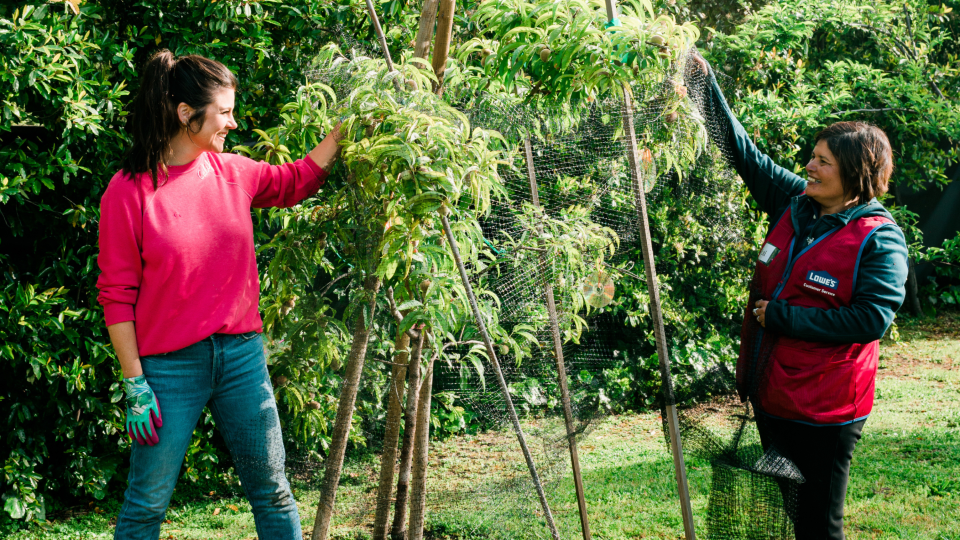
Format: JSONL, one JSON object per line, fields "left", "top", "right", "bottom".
{"left": 758, "top": 243, "right": 780, "bottom": 265}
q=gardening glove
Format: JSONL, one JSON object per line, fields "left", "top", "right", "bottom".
{"left": 124, "top": 374, "right": 163, "bottom": 446}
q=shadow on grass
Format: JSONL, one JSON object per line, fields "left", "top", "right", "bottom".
{"left": 425, "top": 426, "right": 960, "bottom": 540}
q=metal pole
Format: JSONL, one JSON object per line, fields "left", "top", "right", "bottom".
{"left": 524, "top": 138, "right": 592, "bottom": 540}
{"left": 604, "top": 0, "right": 696, "bottom": 537}
{"left": 439, "top": 210, "right": 561, "bottom": 540}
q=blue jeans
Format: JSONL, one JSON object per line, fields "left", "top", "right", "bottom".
{"left": 114, "top": 332, "right": 301, "bottom": 540}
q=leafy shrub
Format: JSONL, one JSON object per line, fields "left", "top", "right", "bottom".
{"left": 0, "top": 0, "right": 388, "bottom": 526}
{"left": 705, "top": 0, "right": 959, "bottom": 190}
{"left": 923, "top": 231, "right": 960, "bottom": 308}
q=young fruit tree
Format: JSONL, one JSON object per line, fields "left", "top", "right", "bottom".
{"left": 242, "top": 45, "right": 512, "bottom": 540}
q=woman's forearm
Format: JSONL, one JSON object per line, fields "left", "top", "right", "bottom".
{"left": 107, "top": 321, "right": 143, "bottom": 378}
{"left": 307, "top": 124, "right": 344, "bottom": 172}
{"left": 704, "top": 68, "right": 806, "bottom": 215}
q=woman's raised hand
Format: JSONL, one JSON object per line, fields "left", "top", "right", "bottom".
{"left": 308, "top": 123, "right": 345, "bottom": 173}
{"left": 684, "top": 51, "right": 710, "bottom": 83}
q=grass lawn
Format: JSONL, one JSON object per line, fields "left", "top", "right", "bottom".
{"left": 11, "top": 313, "right": 959, "bottom": 539}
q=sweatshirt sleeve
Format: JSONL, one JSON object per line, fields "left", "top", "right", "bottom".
{"left": 96, "top": 176, "right": 143, "bottom": 326}
{"left": 251, "top": 155, "right": 328, "bottom": 209}
{"left": 704, "top": 68, "right": 807, "bottom": 216}
{"left": 765, "top": 225, "right": 909, "bottom": 343}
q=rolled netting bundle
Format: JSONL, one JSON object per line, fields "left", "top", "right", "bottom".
{"left": 221, "top": 38, "right": 807, "bottom": 540}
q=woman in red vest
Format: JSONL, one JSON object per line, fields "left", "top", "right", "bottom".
{"left": 693, "top": 55, "right": 909, "bottom": 538}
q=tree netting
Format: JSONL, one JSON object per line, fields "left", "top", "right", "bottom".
{"left": 216, "top": 41, "right": 806, "bottom": 540}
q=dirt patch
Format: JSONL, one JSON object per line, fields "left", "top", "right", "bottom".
{"left": 899, "top": 311, "right": 960, "bottom": 341}
{"left": 877, "top": 352, "right": 957, "bottom": 382}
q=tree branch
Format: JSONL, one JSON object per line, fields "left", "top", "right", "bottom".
{"left": 601, "top": 261, "right": 644, "bottom": 281}
{"left": 386, "top": 287, "right": 404, "bottom": 323}
{"left": 319, "top": 270, "right": 354, "bottom": 298}
{"left": 843, "top": 22, "right": 915, "bottom": 61}
{"left": 832, "top": 107, "right": 917, "bottom": 115}
{"left": 432, "top": 339, "right": 485, "bottom": 363}
{"left": 842, "top": 19, "right": 947, "bottom": 100}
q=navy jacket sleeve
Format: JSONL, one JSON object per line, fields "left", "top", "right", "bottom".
{"left": 705, "top": 69, "right": 807, "bottom": 218}
{"left": 765, "top": 225, "right": 909, "bottom": 343}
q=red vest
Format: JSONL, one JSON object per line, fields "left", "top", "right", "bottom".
{"left": 738, "top": 207, "right": 894, "bottom": 424}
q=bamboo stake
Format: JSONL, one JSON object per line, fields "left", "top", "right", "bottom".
{"left": 620, "top": 87, "right": 698, "bottom": 540}
{"left": 601, "top": 2, "right": 695, "bottom": 538}
{"left": 439, "top": 209, "right": 561, "bottom": 540}
{"left": 364, "top": 0, "right": 402, "bottom": 92}
{"left": 523, "top": 138, "right": 592, "bottom": 540}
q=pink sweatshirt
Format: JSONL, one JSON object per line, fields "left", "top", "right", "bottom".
{"left": 96, "top": 151, "right": 327, "bottom": 356}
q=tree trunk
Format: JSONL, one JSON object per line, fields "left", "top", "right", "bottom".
{"left": 372, "top": 331, "right": 411, "bottom": 540}
{"left": 389, "top": 330, "right": 425, "bottom": 540}
{"left": 430, "top": 0, "right": 456, "bottom": 92}
{"left": 413, "top": 0, "right": 441, "bottom": 60}
{"left": 907, "top": 259, "right": 923, "bottom": 316}
{"left": 311, "top": 275, "right": 382, "bottom": 540}
{"left": 406, "top": 335, "right": 435, "bottom": 540}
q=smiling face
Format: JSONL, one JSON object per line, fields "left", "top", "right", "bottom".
{"left": 186, "top": 87, "right": 237, "bottom": 153}
{"left": 805, "top": 140, "right": 852, "bottom": 213}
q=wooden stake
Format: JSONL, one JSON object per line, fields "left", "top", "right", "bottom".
{"left": 440, "top": 210, "right": 561, "bottom": 540}
{"left": 601, "top": 2, "right": 695, "bottom": 538}
{"left": 524, "top": 138, "right": 592, "bottom": 540}
{"left": 364, "top": 0, "right": 402, "bottom": 92}
{"left": 603, "top": 0, "right": 617, "bottom": 22}
{"left": 620, "top": 86, "right": 697, "bottom": 539}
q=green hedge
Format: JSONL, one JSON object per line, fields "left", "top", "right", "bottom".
{"left": 0, "top": 0, "right": 385, "bottom": 525}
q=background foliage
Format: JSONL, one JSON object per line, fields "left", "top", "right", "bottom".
{"left": 1, "top": 0, "right": 957, "bottom": 531}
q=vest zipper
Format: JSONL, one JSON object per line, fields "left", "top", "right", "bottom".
{"left": 770, "top": 225, "right": 844, "bottom": 301}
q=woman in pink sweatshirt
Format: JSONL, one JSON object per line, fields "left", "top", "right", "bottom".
{"left": 97, "top": 50, "right": 340, "bottom": 540}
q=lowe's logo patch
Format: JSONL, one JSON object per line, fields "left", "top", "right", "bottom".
{"left": 806, "top": 271, "right": 839, "bottom": 290}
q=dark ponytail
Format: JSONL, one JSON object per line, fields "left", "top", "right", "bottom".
{"left": 122, "top": 50, "right": 238, "bottom": 187}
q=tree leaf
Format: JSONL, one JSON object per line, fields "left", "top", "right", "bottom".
{"left": 4, "top": 496, "right": 26, "bottom": 520}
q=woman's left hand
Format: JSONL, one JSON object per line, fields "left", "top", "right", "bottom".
{"left": 754, "top": 300, "right": 769, "bottom": 327}
{"left": 308, "top": 122, "right": 344, "bottom": 172}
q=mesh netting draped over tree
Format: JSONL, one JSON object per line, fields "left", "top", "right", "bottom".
{"left": 242, "top": 0, "right": 806, "bottom": 538}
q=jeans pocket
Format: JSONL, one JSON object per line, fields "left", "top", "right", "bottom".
{"left": 237, "top": 331, "right": 261, "bottom": 342}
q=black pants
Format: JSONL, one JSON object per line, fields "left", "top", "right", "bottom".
{"left": 757, "top": 415, "right": 867, "bottom": 540}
